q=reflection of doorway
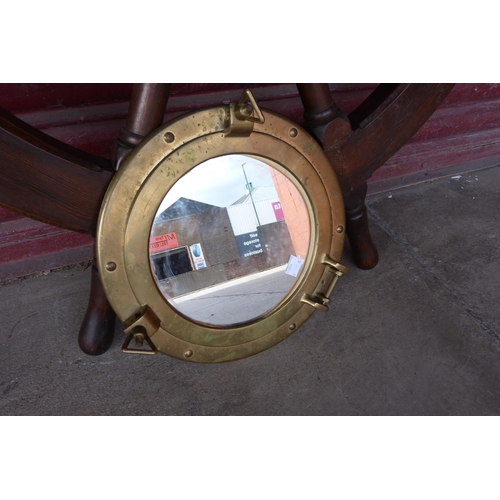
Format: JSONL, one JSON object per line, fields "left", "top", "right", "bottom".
{"left": 151, "top": 246, "right": 193, "bottom": 280}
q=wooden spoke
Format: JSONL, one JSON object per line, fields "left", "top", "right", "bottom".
{"left": 297, "top": 83, "right": 455, "bottom": 268}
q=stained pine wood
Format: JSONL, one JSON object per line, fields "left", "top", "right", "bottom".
{"left": 296, "top": 83, "right": 454, "bottom": 269}
{"left": 78, "top": 263, "right": 116, "bottom": 355}
{"left": 342, "top": 84, "right": 455, "bottom": 190}
{"left": 0, "top": 107, "right": 113, "bottom": 235}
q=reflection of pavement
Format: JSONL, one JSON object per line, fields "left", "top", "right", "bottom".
{"left": 170, "top": 265, "right": 298, "bottom": 325}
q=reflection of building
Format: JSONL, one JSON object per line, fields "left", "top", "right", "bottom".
{"left": 270, "top": 169, "right": 310, "bottom": 259}
{"left": 149, "top": 189, "right": 295, "bottom": 297}
{"left": 227, "top": 185, "right": 294, "bottom": 261}
{"left": 150, "top": 198, "right": 238, "bottom": 297}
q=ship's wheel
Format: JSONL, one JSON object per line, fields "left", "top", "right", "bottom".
{"left": 0, "top": 83, "right": 454, "bottom": 361}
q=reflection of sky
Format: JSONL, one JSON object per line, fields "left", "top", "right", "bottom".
{"left": 157, "top": 154, "right": 275, "bottom": 213}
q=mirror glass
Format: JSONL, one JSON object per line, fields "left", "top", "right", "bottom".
{"left": 149, "top": 154, "right": 310, "bottom": 326}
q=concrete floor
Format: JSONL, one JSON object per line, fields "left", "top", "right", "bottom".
{"left": 1, "top": 165, "right": 500, "bottom": 415}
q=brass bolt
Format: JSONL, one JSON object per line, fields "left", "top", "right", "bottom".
{"left": 105, "top": 261, "right": 116, "bottom": 271}
{"left": 164, "top": 132, "right": 175, "bottom": 143}
{"left": 289, "top": 128, "right": 298, "bottom": 138}
{"left": 133, "top": 333, "right": 145, "bottom": 347}
{"left": 240, "top": 103, "right": 253, "bottom": 117}
{"left": 184, "top": 349, "right": 193, "bottom": 358}
{"left": 289, "top": 323, "right": 296, "bottom": 330}
{"left": 336, "top": 225, "right": 344, "bottom": 234}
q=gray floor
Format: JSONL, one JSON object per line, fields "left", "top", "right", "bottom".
{"left": 1, "top": 166, "right": 499, "bottom": 415}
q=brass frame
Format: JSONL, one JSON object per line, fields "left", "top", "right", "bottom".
{"left": 96, "top": 104, "right": 346, "bottom": 363}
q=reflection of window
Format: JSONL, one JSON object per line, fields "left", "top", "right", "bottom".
{"left": 151, "top": 246, "right": 193, "bottom": 280}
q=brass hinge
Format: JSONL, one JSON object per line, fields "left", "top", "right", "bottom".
{"left": 224, "top": 89, "right": 265, "bottom": 137}
{"left": 122, "top": 305, "right": 160, "bottom": 355}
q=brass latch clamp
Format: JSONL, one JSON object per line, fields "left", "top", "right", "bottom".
{"left": 301, "top": 255, "right": 348, "bottom": 312}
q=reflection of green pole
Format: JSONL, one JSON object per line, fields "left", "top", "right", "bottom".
{"left": 242, "top": 162, "right": 267, "bottom": 252}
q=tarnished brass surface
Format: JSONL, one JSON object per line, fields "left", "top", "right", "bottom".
{"left": 224, "top": 89, "right": 266, "bottom": 137}
{"left": 96, "top": 94, "right": 346, "bottom": 363}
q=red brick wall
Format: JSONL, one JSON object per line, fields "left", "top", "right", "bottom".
{"left": 271, "top": 169, "right": 310, "bottom": 259}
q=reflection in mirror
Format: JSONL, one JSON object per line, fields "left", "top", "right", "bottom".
{"left": 149, "top": 155, "right": 310, "bottom": 326}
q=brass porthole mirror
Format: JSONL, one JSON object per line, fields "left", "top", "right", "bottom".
{"left": 96, "top": 90, "right": 348, "bottom": 363}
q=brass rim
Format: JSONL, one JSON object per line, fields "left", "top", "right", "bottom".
{"left": 96, "top": 105, "right": 345, "bottom": 363}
